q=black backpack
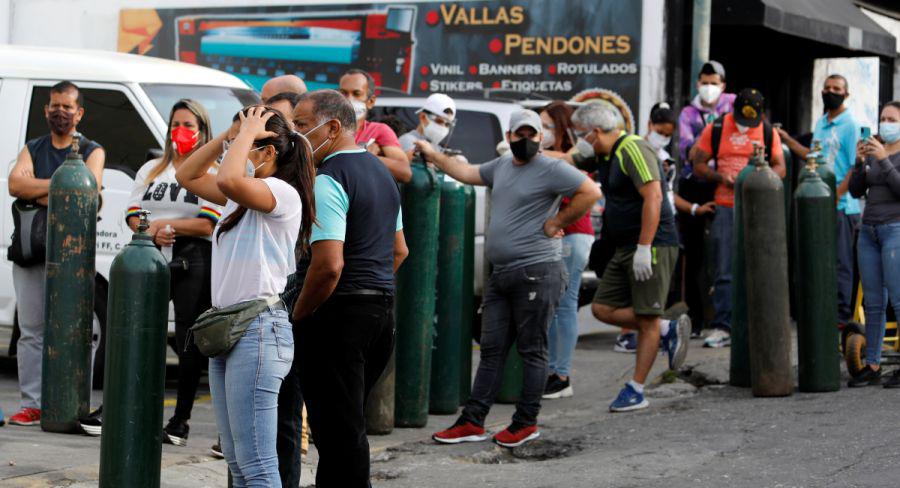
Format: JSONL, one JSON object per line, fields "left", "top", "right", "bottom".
{"left": 710, "top": 115, "right": 774, "bottom": 162}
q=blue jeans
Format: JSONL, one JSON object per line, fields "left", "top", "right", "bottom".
{"left": 209, "top": 307, "right": 293, "bottom": 487}
{"left": 836, "top": 211, "right": 860, "bottom": 324}
{"left": 711, "top": 206, "right": 734, "bottom": 332}
{"left": 548, "top": 233, "right": 594, "bottom": 377}
{"left": 857, "top": 223, "right": 900, "bottom": 366}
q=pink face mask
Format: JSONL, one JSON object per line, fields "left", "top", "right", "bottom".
{"left": 171, "top": 126, "right": 199, "bottom": 156}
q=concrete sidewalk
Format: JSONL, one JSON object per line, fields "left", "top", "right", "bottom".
{"left": 0, "top": 309, "right": 707, "bottom": 487}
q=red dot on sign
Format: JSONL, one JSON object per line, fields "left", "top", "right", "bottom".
{"left": 548, "top": 64, "right": 557, "bottom": 75}
{"left": 420, "top": 66, "right": 429, "bottom": 75}
{"left": 468, "top": 65, "right": 477, "bottom": 75}
{"left": 488, "top": 38, "right": 503, "bottom": 54}
{"left": 419, "top": 81, "right": 429, "bottom": 91}
{"left": 492, "top": 81, "right": 501, "bottom": 88}
{"left": 425, "top": 11, "right": 439, "bottom": 25}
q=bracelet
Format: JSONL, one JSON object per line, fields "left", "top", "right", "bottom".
{"left": 691, "top": 203, "right": 699, "bottom": 216}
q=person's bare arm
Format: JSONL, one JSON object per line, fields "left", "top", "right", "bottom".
{"left": 176, "top": 130, "right": 232, "bottom": 206}
{"left": 379, "top": 145, "right": 412, "bottom": 183}
{"left": 637, "top": 181, "right": 663, "bottom": 246}
{"left": 769, "top": 146, "right": 786, "bottom": 178}
{"left": 293, "top": 240, "right": 344, "bottom": 321}
{"left": 127, "top": 216, "right": 215, "bottom": 237}
{"left": 85, "top": 147, "right": 105, "bottom": 190}
{"left": 8, "top": 147, "right": 50, "bottom": 200}
{"left": 543, "top": 178, "right": 601, "bottom": 236}
{"left": 393, "top": 230, "right": 408, "bottom": 273}
{"left": 692, "top": 148, "right": 733, "bottom": 186}
{"left": 413, "top": 140, "right": 483, "bottom": 185}
{"left": 776, "top": 128, "right": 810, "bottom": 160}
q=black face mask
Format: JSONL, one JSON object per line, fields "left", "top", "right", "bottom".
{"left": 47, "top": 110, "right": 75, "bottom": 136}
{"left": 822, "top": 91, "right": 845, "bottom": 111}
{"left": 510, "top": 137, "right": 539, "bottom": 161}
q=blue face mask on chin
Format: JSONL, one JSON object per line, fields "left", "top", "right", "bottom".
{"left": 880, "top": 122, "right": 900, "bottom": 145}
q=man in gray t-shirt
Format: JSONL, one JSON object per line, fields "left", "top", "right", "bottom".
{"left": 415, "top": 109, "right": 601, "bottom": 447}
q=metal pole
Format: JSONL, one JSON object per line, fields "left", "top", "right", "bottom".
{"left": 690, "top": 0, "right": 712, "bottom": 98}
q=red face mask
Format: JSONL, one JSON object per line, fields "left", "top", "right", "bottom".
{"left": 171, "top": 126, "right": 198, "bottom": 156}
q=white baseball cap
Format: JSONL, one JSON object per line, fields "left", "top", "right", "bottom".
{"left": 509, "top": 109, "right": 542, "bottom": 134}
{"left": 418, "top": 93, "right": 456, "bottom": 121}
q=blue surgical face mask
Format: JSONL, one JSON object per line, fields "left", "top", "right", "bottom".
{"left": 880, "top": 122, "right": 900, "bottom": 144}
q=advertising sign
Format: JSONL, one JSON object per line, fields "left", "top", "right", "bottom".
{"left": 120, "top": 1, "right": 642, "bottom": 130}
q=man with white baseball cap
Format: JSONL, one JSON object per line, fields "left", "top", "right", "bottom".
{"left": 417, "top": 109, "right": 601, "bottom": 448}
{"left": 399, "top": 93, "right": 457, "bottom": 158}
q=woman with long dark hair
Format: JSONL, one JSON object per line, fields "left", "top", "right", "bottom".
{"left": 176, "top": 105, "right": 315, "bottom": 486}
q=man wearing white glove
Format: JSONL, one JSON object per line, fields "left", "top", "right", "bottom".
{"left": 571, "top": 103, "right": 688, "bottom": 413}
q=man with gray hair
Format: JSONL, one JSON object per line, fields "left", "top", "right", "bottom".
{"left": 288, "top": 89, "right": 408, "bottom": 486}
{"left": 419, "top": 109, "right": 601, "bottom": 447}
{"left": 570, "top": 102, "right": 688, "bottom": 413}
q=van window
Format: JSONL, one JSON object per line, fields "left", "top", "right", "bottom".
{"left": 26, "top": 86, "right": 158, "bottom": 177}
{"left": 369, "top": 107, "right": 503, "bottom": 164}
{"left": 142, "top": 84, "right": 259, "bottom": 135}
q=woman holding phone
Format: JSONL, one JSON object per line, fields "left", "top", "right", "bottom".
{"left": 848, "top": 101, "right": 900, "bottom": 388}
{"left": 176, "top": 106, "right": 316, "bottom": 486}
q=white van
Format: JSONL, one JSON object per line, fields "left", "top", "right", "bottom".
{"left": 0, "top": 45, "right": 259, "bottom": 384}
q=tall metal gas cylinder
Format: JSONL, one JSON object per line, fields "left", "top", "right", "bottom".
{"left": 729, "top": 164, "right": 757, "bottom": 388}
{"left": 742, "top": 144, "right": 793, "bottom": 397}
{"left": 395, "top": 162, "right": 441, "bottom": 427}
{"left": 99, "top": 211, "right": 170, "bottom": 488}
{"left": 41, "top": 136, "right": 98, "bottom": 433}
{"left": 430, "top": 173, "right": 467, "bottom": 414}
{"left": 459, "top": 185, "right": 476, "bottom": 404}
{"left": 794, "top": 162, "right": 841, "bottom": 392}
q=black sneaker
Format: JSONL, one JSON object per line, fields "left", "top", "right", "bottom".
{"left": 542, "top": 375, "right": 573, "bottom": 399}
{"left": 884, "top": 369, "right": 900, "bottom": 389}
{"left": 210, "top": 438, "right": 224, "bottom": 459}
{"left": 79, "top": 406, "right": 103, "bottom": 437}
{"left": 162, "top": 417, "right": 190, "bottom": 447}
{"left": 848, "top": 365, "right": 882, "bottom": 387}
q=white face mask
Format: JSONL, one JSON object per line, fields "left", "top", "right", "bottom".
{"left": 699, "top": 84, "right": 723, "bottom": 104}
{"left": 735, "top": 123, "right": 750, "bottom": 134}
{"left": 423, "top": 118, "right": 450, "bottom": 145}
{"left": 541, "top": 129, "right": 556, "bottom": 149}
{"left": 350, "top": 99, "right": 368, "bottom": 120}
{"left": 646, "top": 131, "right": 671, "bottom": 150}
{"left": 575, "top": 137, "right": 595, "bottom": 158}
{"left": 245, "top": 146, "right": 268, "bottom": 177}
{"left": 301, "top": 120, "right": 334, "bottom": 158}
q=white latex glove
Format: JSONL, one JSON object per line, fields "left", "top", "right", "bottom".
{"left": 633, "top": 244, "right": 653, "bottom": 282}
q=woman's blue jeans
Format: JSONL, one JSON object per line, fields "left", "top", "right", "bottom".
{"left": 209, "top": 307, "right": 294, "bottom": 487}
{"left": 857, "top": 223, "right": 900, "bottom": 366}
{"left": 548, "top": 233, "right": 594, "bottom": 377}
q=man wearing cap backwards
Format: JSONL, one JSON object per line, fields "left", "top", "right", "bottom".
{"left": 417, "top": 110, "right": 601, "bottom": 448}
{"left": 691, "top": 88, "right": 786, "bottom": 348}
{"left": 399, "top": 93, "right": 457, "bottom": 157}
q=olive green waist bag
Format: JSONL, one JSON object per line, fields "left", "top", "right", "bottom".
{"left": 188, "top": 296, "right": 282, "bottom": 358}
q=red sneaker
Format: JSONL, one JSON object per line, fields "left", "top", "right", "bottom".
{"left": 432, "top": 421, "right": 488, "bottom": 444}
{"left": 493, "top": 423, "right": 540, "bottom": 448}
{"left": 9, "top": 407, "right": 41, "bottom": 426}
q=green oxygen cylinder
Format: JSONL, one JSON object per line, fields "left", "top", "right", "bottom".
{"left": 430, "top": 173, "right": 467, "bottom": 414}
{"left": 459, "top": 184, "right": 476, "bottom": 404}
{"left": 742, "top": 144, "right": 793, "bottom": 397}
{"left": 394, "top": 162, "right": 441, "bottom": 427}
{"left": 41, "top": 135, "right": 98, "bottom": 433}
{"left": 99, "top": 211, "right": 170, "bottom": 488}
{"left": 795, "top": 162, "right": 841, "bottom": 392}
{"left": 812, "top": 141, "right": 837, "bottom": 196}
{"left": 729, "top": 164, "right": 757, "bottom": 388}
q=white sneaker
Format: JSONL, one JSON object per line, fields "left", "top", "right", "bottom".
{"left": 703, "top": 329, "right": 731, "bottom": 348}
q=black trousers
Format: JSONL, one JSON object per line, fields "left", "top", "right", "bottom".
{"left": 276, "top": 356, "right": 303, "bottom": 487}
{"left": 299, "top": 293, "right": 395, "bottom": 488}
{"left": 170, "top": 237, "right": 212, "bottom": 422}
{"left": 677, "top": 177, "right": 716, "bottom": 333}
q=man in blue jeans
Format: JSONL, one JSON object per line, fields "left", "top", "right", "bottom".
{"left": 779, "top": 74, "right": 861, "bottom": 329}
{"left": 420, "top": 109, "right": 601, "bottom": 447}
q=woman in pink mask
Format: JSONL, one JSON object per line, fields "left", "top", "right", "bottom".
{"left": 97, "top": 99, "right": 221, "bottom": 445}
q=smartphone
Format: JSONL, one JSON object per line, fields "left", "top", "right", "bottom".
{"left": 861, "top": 127, "right": 872, "bottom": 140}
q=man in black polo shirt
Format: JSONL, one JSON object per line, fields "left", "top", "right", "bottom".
{"left": 7, "top": 81, "right": 105, "bottom": 426}
{"left": 570, "top": 102, "right": 689, "bottom": 413}
{"left": 290, "top": 89, "right": 407, "bottom": 488}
